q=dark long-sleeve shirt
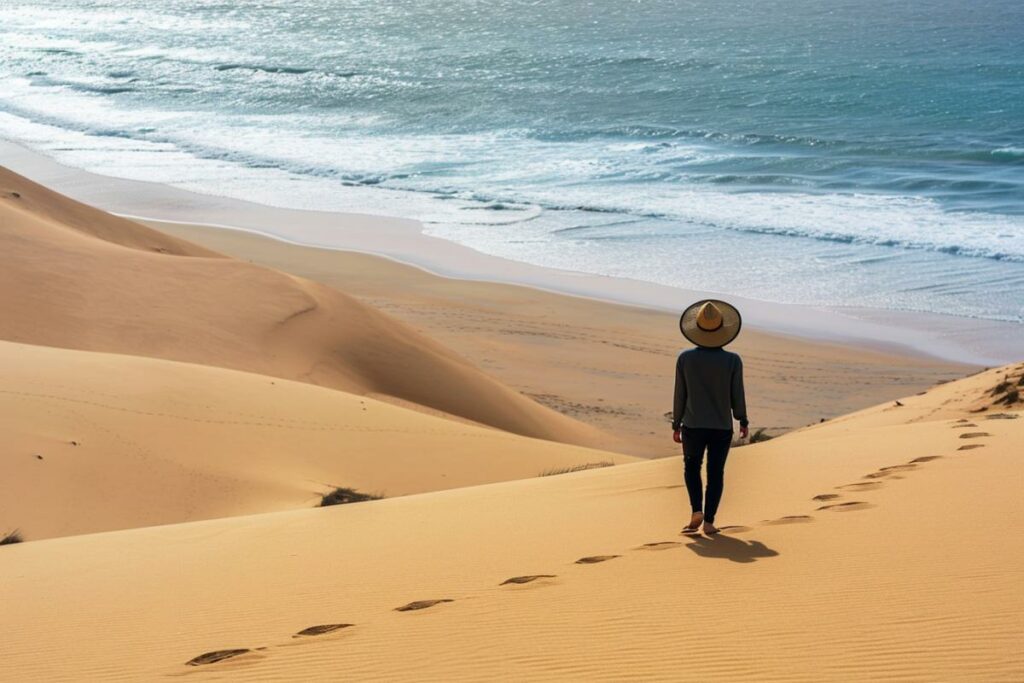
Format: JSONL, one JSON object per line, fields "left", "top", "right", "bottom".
{"left": 672, "top": 347, "right": 748, "bottom": 431}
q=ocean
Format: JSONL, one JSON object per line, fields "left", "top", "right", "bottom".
{"left": 2, "top": 0, "right": 1023, "bottom": 322}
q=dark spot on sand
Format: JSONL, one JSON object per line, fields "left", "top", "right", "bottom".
{"left": 293, "top": 624, "right": 353, "bottom": 637}
{"left": 637, "top": 541, "right": 681, "bottom": 550}
{"left": 186, "top": 649, "right": 250, "bottom": 666}
{"left": 395, "top": 599, "right": 453, "bottom": 612}
{"left": 878, "top": 464, "right": 916, "bottom": 472}
{"left": 958, "top": 444, "right": 985, "bottom": 451}
{"left": 959, "top": 432, "right": 990, "bottom": 439}
{"left": 764, "top": 515, "right": 814, "bottom": 525}
{"left": 575, "top": 555, "right": 619, "bottom": 564}
{"left": 837, "top": 481, "right": 883, "bottom": 491}
{"left": 812, "top": 493, "right": 841, "bottom": 501}
{"left": 500, "top": 575, "right": 557, "bottom": 585}
{"left": 985, "top": 413, "right": 1019, "bottom": 420}
{"left": 909, "top": 455, "right": 942, "bottom": 463}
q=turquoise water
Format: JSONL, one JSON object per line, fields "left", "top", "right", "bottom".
{"left": 2, "top": 0, "right": 1023, "bottom": 321}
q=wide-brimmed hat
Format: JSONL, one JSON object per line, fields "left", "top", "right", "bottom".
{"left": 679, "top": 299, "right": 742, "bottom": 348}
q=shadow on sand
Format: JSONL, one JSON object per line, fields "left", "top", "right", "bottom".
{"left": 684, "top": 535, "right": 779, "bottom": 564}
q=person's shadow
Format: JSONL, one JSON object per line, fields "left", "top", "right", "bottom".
{"left": 684, "top": 534, "right": 779, "bottom": 564}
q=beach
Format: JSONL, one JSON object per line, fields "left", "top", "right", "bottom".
{"left": 2, "top": 142, "right": 1022, "bottom": 682}
{"left": 2, "top": 1, "right": 1023, "bottom": 677}
{"left": 1, "top": 142, "right": 973, "bottom": 460}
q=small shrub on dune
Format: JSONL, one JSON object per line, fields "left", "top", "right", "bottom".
{"left": 1, "top": 529, "right": 23, "bottom": 546}
{"left": 540, "top": 461, "right": 614, "bottom": 477}
{"left": 319, "top": 488, "right": 383, "bottom": 507}
{"left": 990, "top": 379, "right": 1012, "bottom": 396}
{"left": 995, "top": 388, "right": 1020, "bottom": 406}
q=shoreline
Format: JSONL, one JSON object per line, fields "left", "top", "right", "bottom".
{"left": 2, "top": 137, "right": 1018, "bottom": 365}
{"left": 138, "top": 218, "right": 971, "bottom": 457}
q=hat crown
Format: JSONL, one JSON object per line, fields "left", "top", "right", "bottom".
{"left": 695, "top": 302, "right": 723, "bottom": 331}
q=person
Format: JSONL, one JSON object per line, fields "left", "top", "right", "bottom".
{"left": 671, "top": 300, "right": 749, "bottom": 536}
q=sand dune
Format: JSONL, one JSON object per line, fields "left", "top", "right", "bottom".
{"left": 156, "top": 218, "right": 968, "bottom": 458}
{"left": 0, "top": 339, "right": 631, "bottom": 541}
{"left": 0, "top": 166, "right": 602, "bottom": 447}
{"left": 2, "top": 364, "right": 1020, "bottom": 681}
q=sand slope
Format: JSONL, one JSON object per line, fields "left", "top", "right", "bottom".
{"left": 0, "top": 167, "right": 602, "bottom": 446}
{"left": 2, "top": 364, "right": 1020, "bottom": 681}
{"left": 0, "top": 340, "right": 630, "bottom": 541}
{"left": 157, "top": 218, "right": 968, "bottom": 458}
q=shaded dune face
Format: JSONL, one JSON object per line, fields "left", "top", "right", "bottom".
{"left": 0, "top": 167, "right": 601, "bottom": 446}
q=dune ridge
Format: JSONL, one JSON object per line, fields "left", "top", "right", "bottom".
{"left": 0, "top": 339, "right": 632, "bottom": 541}
{"left": 0, "top": 166, "right": 602, "bottom": 447}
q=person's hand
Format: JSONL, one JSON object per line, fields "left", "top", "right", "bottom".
{"left": 672, "top": 429, "right": 682, "bottom": 444}
{"left": 739, "top": 425, "right": 749, "bottom": 440}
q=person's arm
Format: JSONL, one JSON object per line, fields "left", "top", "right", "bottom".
{"left": 672, "top": 354, "right": 686, "bottom": 440}
{"left": 732, "top": 355, "right": 749, "bottom": 438}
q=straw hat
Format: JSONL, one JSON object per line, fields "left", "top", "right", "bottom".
{"left": 679, "top": 299, "right": 742, "bottom": 348}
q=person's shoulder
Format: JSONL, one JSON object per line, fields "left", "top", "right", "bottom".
{"left": 723, "top": 349, "right": 743, "bottom": 363}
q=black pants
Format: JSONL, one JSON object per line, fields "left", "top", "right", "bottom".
{"left": 681, "top": 426, "right": 733, "bottom": 524}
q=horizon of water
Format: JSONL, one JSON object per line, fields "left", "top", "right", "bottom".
{"left": 2, "top": 0, "right": 1023, "bottom": 322}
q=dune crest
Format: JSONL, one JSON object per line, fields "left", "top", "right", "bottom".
{"left": 0, "top": 167, "right": 602, "bottom": 446}
{"left": 0, "top": 340, "right": 631, "bottom": 540}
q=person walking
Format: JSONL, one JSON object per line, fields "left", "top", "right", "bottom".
{"left": 671, "top": 300, "right": 749, "bottom": 536}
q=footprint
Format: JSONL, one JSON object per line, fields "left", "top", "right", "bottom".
{"left": 985, "top": 413, "right": 1019, "bottom": 420}
{"left": 812, "top": 493, "right": 841, "bottom": 501}
{"left": 395, "top": 599, "right": 453, "bottom": 612}
{"left": 718, "top": 525, "right": 753, "bottom": 534}
{"left": 951, "top": 423, "right": 978, "bottom": 428}
{"left": 817, "top": 501, "right": 871, "bottom": 512}
{"left": 878, "top": 464, "right": 917, "bottom": 473}
{"left": 763, "top": 515, "right": 814, "bottom": 525}
{"left": 958, "top": 444, "right": 985, "bottom": 451}
{"left": 293, "top": 624, "right": 353, "bottom": 638}
{"left": 186, "top": 649, "right": 251, "bottom": 666}
{"left": 575, "top": 555, "right": 619, "bottom": 564}
{"left": 959, "top": 432, "right": 991, "bottom": 439}
{"left": 909, "top": 455, "right": 942, "bottom": 463}
{"left": 837, "top": 481, "right": 883, "bottom": 491}
{"left": 636, "top": 541, "right": 681, "bottom": 550}
{"left": 500, "top": 575, "right": 557, "bottom": 585}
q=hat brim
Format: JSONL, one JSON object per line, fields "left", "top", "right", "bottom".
{"left": 679, "top": 299, "right": 742, "bottom": 348}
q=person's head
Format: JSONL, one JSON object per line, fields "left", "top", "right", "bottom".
{"left": 679, "top": 300, "right": 742, "bottom": 349}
